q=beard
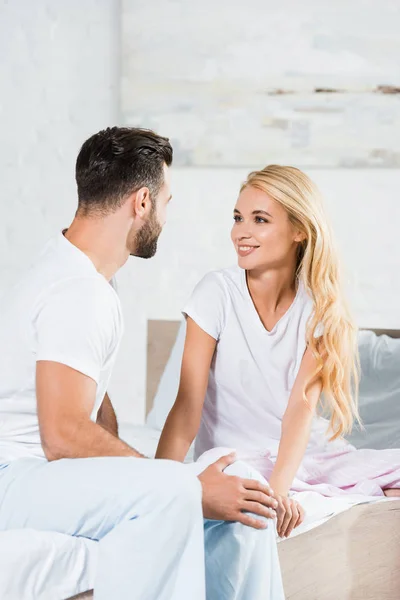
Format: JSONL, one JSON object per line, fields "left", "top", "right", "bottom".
{"left": 131, "top": 209, "right": 162, "bottom": 259}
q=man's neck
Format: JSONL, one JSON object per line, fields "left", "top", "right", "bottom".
{"left": 64, "top": 216, "right": 130, "bottom": 281}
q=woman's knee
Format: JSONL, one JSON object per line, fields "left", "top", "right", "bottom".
{"left": 223, "top": 460, "right": 267, "bottom": 486}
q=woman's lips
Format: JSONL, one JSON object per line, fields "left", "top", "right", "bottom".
{"left": 237, "top": 245, "right": 259, "bottom": 257}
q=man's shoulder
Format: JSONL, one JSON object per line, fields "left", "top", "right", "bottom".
{"left": 29, "top": 235, "right": 119, "bottom": 310}
{"left": 39, "top": 275, "right": 119, "bottom": 312}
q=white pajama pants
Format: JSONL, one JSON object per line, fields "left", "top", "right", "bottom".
{"left": 0, "top": 453, "right": 285, "bottom": 600}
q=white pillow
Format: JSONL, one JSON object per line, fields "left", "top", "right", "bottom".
{"left": 346, "top": 330, "right": 400, "bottom": 449}
{"left": 0, "top": 529, "right": 97, "bottom": 600}
{"left": 146, "top": 320, "right": 186, "bottom": 431}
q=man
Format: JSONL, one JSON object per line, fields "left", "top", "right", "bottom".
{"left": 0, "top": 127, "right": 284, "bottom": 599}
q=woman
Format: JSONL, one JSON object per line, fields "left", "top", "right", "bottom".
{"left": 156, "top": 165, "right": 400, "bottom": 538}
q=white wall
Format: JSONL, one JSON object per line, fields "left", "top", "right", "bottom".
{"left": 0, "top": 1, "right": 137, "bottom": 420}
{"left": 1, "top": 1, "right": 399, "bottom": 426}
{"left": 0, "top": 0, "right": 120, "bottom": 288}
{"left": 136, "top": 168, "right": 400, "bottom": 328}
{"left": 122, "top": 0, "right": 400, "bottom": 168}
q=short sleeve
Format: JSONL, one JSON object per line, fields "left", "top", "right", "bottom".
{"left": 314, "top": 322, "right": 324, "bottom": 338}
{"left": 182, "top": 271, "right": 229, "bottom": 340}
{"left": 34, "top": 277, "right": 121, "bottom": 384}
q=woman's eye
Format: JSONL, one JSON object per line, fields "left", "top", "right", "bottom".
{"left": 233, "top": 215, "right": 242, "bottom": 222}
{"left": 255, "top": 216, "right": 267, "bottom": 223}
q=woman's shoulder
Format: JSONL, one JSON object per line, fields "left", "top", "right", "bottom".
{"left": 183, "top": 267, "right": 240, "bottom": 338}
{"left": 187, "top": 267, "right": 243, "bottom": 314}
{"left": 197, "top": 265, "right": 242, "bottom": 290}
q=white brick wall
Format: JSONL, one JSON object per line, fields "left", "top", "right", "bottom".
{"left": 137, "top": 168, "right": 400, "bottom": 330}
{"left": 0, "top": 0, "right": 132, "bottom": 415}
{"left": 1, "top": 1, "right": 399, "bottom": 424}
{"left": 0, "top": 0, "right": 119, "bottom": 288}
{"left": 122, "top": 0, "right": 400, "bottom": 168}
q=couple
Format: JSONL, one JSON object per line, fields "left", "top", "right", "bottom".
{"left": 0, "top": 126, "right": 399, "bottom": 600}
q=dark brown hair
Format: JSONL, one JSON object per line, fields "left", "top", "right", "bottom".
{"left": 75, "top": 127, "right": 173, "bottom": 214}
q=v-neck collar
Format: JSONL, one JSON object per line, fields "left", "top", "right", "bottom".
{"left": 241, "top": 268, "right": 303, "bottom": 335}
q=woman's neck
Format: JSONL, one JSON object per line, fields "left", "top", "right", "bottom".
{"left": 246, "top": 266, "right": 298, "bottom": 314}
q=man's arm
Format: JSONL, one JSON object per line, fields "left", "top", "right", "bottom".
{"left": 37, "top": 362, "right": 282, "bottom": 528}
{"left": 36, "top": 361, "right": 143, "bottom": 461}
{"left": 97, "top": 392, "right": 118, "bottom": 437}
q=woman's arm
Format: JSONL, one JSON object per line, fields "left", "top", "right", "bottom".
{"left": 269, "top": 346, "right": 322, "bottom": 497}
{"left": 155, "top": 317, "right": 217, "bottom": 461}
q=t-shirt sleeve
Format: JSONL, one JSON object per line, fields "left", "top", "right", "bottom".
{"left": 314, "top": 321, "right": 324, "bottom": 338}
{"left": 34, "top": 277, "right": 120, "bottom": 384}
{"left": 182, "top": 272, "right": 229, "bottom": 340}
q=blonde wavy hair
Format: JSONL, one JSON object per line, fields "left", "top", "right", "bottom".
{"left": 241, "top": 165, "right": 360, "bottom": 440}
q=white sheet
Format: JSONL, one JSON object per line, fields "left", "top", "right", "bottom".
{"left": 0, "top": 529, "right": 97, "bottom": 600}
{"left": 120, "top": 424, "right": 389, "bottom": 541}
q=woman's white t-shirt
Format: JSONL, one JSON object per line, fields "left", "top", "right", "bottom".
{"left": 183, "top": 265, "right": 326, "bottom": 463}
{"left": 0, "top": 233, "right": 123, "bottom": 463}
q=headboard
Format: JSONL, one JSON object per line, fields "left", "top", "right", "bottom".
{"left": 146, "top": 321, "right": 400, "bottom": 417}
{"left": 146, "top": 320, "right": 181, "bottom": 417}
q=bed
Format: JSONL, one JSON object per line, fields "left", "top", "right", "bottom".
{"left": 68, "top": 428, "right": 400, "bottom": 600}
{"left": 1, "top": 323, "right": 399, "bottom": 600}
{"left": 142, "top": 321, "right": 400, "bottom": 600}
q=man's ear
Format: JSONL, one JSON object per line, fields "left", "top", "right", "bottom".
{"left": 132, "top": 187, "right": 151, "bottom": 219}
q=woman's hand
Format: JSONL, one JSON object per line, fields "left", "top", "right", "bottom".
{"left": 274, "top": 494, "right": 305, "bottom": 538}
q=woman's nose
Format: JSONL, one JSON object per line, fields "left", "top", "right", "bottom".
{"left": 237, "top": 226, "right": 252, "bottom": 240}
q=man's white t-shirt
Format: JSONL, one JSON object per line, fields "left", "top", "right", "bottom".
{"left": 0, "top": 233, "right": 123, "bottom": 463}
{"left": 183, "top": 266, "right": 328, "bottom": 465}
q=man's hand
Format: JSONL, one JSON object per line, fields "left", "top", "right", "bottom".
{"left": 198, "top": 453, "right": 278, "bottom": 530}
{"left": 275, "top": 494, "right": 305, "bottom": 538}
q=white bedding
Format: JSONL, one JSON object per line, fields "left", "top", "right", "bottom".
{"left": 0, "top": 529, "right": 97, "bottom": 600}
{"left": 145, "top": 324, "right": 399, "bottom": 539}
{"left": 0, "top": 423, "right": 388, "bottom": 600}
{"left": 119, "top": 424, "right": 387, "bottom": 541}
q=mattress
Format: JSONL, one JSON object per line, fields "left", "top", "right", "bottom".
{"left": 279, "top": 499, "right": 400, "bottom": 600}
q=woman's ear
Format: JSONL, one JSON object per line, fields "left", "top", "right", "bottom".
{"left": 294, "top": 230, "right": 307, "bottom": 243}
